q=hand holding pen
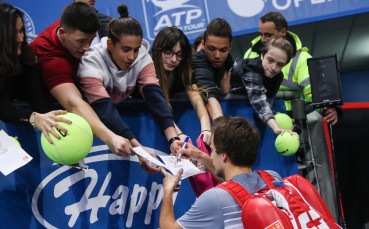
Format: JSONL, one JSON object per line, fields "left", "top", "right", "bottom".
{"left": 176, "top": 136, "right": 190, "bottom": 163}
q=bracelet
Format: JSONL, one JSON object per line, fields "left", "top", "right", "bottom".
{"left": 201, "top": 129, "right": 211, "bottom": 133}
{"left": 168, "top": 136, "right": 180, "bottom": 146}
{"left": 31, "top": 112, "right": 39, "bottom": 131}
{"left": 177, "top": 132, "right": 184, "bottom": 137}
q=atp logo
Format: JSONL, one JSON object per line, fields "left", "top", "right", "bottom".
{"left": 17, "top": 7, "right": 36, "bottom": 43}
{"left": 142, "top": 0, "right": 210, "bottom": 40}
{"left": 227, "top": 0, "right": 266, "bottom": 17}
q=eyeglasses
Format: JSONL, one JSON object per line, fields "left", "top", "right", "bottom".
{"left": 162, "top": 50, "right": 185, "bottom": 61}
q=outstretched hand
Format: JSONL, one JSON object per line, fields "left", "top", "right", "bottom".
{"left": 201, "top": 130, "right": 212, "bottom": 146}
{"left": 34, "top": 110, "right": 71, "bottom": 144}
{"left": 170, "top": 140, "right": 182, "bottom": 156}
{"left": 280, "top": 129, "right": 300, "bottom": 140}
{"left": 220, "top": 70, "right": 232, "bottom": 94}
{"left": 107, "top": 134, "right": 133, "bottom": 156}
{"left": 161, "top": 168, "right": 183, "bottom": 193}
{"left": 138, "top": 148, "right": 161, "bottom": 174}
{"left": 139, "top": 156, "right": 161, "bottom": 174}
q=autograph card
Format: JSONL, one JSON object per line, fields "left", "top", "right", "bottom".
{"left": 0, "top": 130, "right": 33, "bottom": 176}
{"left": 131, "top": 146, "right": 165, "bottom": 167}
{"left": 159, "top": 155, "right": 204, "bottom": 180}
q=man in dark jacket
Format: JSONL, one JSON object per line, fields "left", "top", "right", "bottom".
{"left": 190, "top": 18, "right": 234, "bottom": 145}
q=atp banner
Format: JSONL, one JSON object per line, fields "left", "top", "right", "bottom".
{"left": 0, "top": 99, "right": 297, "bottom": 228}
{"left": 6, "top": 0, "right": 369, "bottom": 45}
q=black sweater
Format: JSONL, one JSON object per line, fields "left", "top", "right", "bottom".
{"left": 0, "top": 64, "right": 49, "bottom": 124}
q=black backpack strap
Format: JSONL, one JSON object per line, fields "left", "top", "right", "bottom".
{"left": 257, "top": 170, "right": 275, "bottom": 188}
{"left": 216, "top": 181, "right": 252, "bottom": 207}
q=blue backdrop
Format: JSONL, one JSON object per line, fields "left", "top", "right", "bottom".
{"left": 0, "top": 98, "right": 297, "bottom": 229}
{"left": 6, "top": 0, "right": 369, "bottom": 45}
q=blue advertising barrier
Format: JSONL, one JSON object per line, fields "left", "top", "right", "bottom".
{"left": 6, "top": 0, "right": 369, "bottom": 45}
{"left": 0, "top": 98, "right": 297, "bottom": 228}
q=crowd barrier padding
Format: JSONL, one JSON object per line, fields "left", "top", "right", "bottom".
{"left": 0, "top": 98, "right": 297, "bottom": 228}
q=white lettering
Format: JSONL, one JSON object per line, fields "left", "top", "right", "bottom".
{"left": 311, "top": 0, "right": 326, "bottom": 4}
{"left": 272, "top": 0, "right": 292, "bottom": 10}
{"left": 90, "top": 172, "right": 111, "bottom": 223}
{"left": 126, "top": 184, "right": 148, "bottom": 228}
{"left": 56, "top": 170, "right": 111, "bottom": 227}
{"left": 51, "top": 169, "right": 164, "bottom": 228}
{"left": 186, "top": 9, "right": 202, "bottom": 24}
{"left": 183, "top": 22, "right": 205, "bottom": 31}
{"left": 154, "top": 9, "right": 204, "bottom": 32}
{"left": 109, "top": 185, "right": 129, "bottom": 215}
{"left": 171, "top": 11, "right": 186, "bottom": 26}
{"left": 294, "top": 0, "right": 304, "bottom": 7}
{"left": 145, "top": 182, "right": 163, "bottom": 224}
{"left": 154, "top": 15, "right": 172, "bottom": 31}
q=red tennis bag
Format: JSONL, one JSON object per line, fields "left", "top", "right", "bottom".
{"left": 217, "top": 171, "right": 342, "bottom": 229}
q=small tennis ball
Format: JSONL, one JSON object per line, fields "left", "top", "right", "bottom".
{"left": 275, "top": 132, "right": 299, "bottom": 156}
{"left": 41, "top": 112, "right": 93, "bottom": 165}
{"left": 274, "top": 113, "right": 293, "bottom": 130}
{"left": 10, "top": 137, "right": 21, "bottom": 147}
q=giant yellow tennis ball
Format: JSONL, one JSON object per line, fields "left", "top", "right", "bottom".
{"left": 274, "top": 113, "right": 293, "bottom": 130}
{"left": 275, "top": 132, "right": 299, "bottom": 156}
{"left": 41, "top": 112, "right": 93, "bottom": 165}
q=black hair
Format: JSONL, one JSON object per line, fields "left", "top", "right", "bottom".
{"left": 60, "top": 2, "right": 100, "bottom": 34}
{"left": 203, "top": 18, "right": 232, "bottom": 43}
{"left": 0, "top": 1, "right": 36, "bottom": 80}
{"left": 212, "top": 116, "right": 259, "bottom": 167}
{"left": 192, "top": 34, "right": 203, "bottom": 52}
{"left": 260, "top": 11, "right": 288, "bottom": 31}
{"left": 107, "top": 5, "right": 143, "bottom": 44}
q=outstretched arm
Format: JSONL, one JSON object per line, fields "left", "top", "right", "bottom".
{"left": 50, "top": 83, "right": 132, "bottom": 156}
{"left": 160, "top": 169, "right": 183, "bottom": 229}
{"left": 206, "top": 97, "right": 223, "bottom": 121}
{"left": 187, "top": 85, "right": 212, "bottom": 145}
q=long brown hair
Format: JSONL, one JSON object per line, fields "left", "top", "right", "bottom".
{"left": 0, "top": 2, "right": 36, "bottom": 80}
{"left": 151, "top": 26, "right": 192, "bottom": 108}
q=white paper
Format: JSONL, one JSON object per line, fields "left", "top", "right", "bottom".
{"left": 159, "top": 155, "right": 204, "bottom": 180}
{"left": 131, "top": 146, "right": 204, "bottom": 180}
{"left": 132, "top": 146, "right": 165, "bottom": 167}
{"left": 0, "top": 130, "right": 33, "bottom": 176}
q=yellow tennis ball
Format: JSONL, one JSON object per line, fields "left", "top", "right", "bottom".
{"left": 274, "top": 113, "right": 293, "bottom": 130}
{"left": 275, "top": 132, "right": 299, "bottom": 156}
{"left": 40, "top": 112, "right": 93, "bottom": 165}
{"left": 10, "top": 137, "right": 21, "bottom": 147}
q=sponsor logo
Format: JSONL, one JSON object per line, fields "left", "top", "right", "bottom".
{"left": 32, "top": 145, "right": 176, "bottom": 228}
{"left": 266, "top": 220, "right": 284, "bottom": 229}
{"left": 227, "top": 0, "right": 265, "bottom": 17}
{"left": 142, "top": 0, "right": 210, "bottom": 40}
{"left": 227, "top": 0, "right": 333, "bottom": 18}
{"left": 17, "top": 7, "right": 36, "bottom": 43}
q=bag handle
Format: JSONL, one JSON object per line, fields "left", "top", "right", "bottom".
{"left": 257, "top": 170, "right": 275, "bottom": 188}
